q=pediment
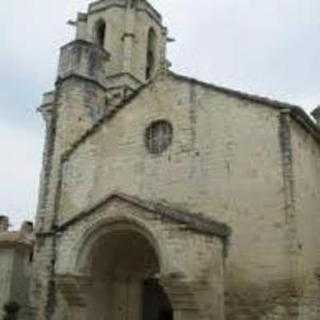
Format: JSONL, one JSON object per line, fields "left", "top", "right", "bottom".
{"left": 57, "top": 192, "right": 231, "bottom": 239}
{"left": 62, "top": 71, "right": 320, "bottom": 166}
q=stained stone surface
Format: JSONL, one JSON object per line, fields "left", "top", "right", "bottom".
{"left": 1, "top": 0, "right": 320, "bottom": 319}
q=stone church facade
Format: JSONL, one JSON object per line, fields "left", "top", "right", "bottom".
{"left": 1, "top": 0, "right": 320, "bottom": 319}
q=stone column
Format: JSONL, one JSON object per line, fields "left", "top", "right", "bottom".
{"left": 75, "top": 13, "right": 88, "bottom": 41}
{"left": 161, "top": 278, "right": 199, "bottom": 320}
{"left": 128, "top": 278, "right": 143, "bottom": 320}
{"left": 122, "top": 1, "right": 137, "bottom": 74}
{"left": 56, "top": 274, "right": 91, "bottom": 320}
{"left": 171, "top": 295, "right": 198, "bottom": 320}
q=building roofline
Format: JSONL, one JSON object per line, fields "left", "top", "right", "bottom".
{"left": 88, "top": 0, "right": 163, "bottom": 24}
{"left": 140, "top": 0, "right": 162, "bottom": 21}
{"left": 61, "top": 71, "right": 320, "bottom": 165}
{"left": 169, "top": 71, "right": 320, "bottom": 144}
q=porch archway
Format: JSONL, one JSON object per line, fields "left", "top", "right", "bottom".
{"left": 63, "top": 221, "right": 173, "bottom": 320}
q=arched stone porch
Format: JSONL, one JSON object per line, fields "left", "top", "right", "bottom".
{"left": 54, "top": 194, "right": 229, "bottom": 320}
{"left": 57, "top": 222, "right": 174, "bottom": 320}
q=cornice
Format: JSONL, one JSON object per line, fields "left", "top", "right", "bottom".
{"left": 38, "top": 192, "right": 231, "bottom": 240}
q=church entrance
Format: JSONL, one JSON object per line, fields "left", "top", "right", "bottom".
{"left": 84, "top": 225, "right": 173, "bottom": 320}
{"left": 143, "top": 278, "right": 173, "bottom": 320}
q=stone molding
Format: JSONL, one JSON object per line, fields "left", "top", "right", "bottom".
{"left": 57, "top": 39, "right": 110, "bottom": 90}
{"left": 51, "top": 194, "right": 226, "bottom": 320}
{"left": 60, "top": 80, "right": 149, "bottom": 162}
{"left": 53, "top": 192, "right": 231, "bottom": 239}
{"left": 279, "top": 109, "right": 296, "bottom": 224}
{"left": 0, "top": 217, "right": 34, "bottom": 249}
{"left": 36, "top": 191, "right": 231, "bottom": 236}
{"left": 311, "top": 105, "right": 320, "bottom": 124}
{"left": 161, "top": 277, "right": 199, "bottom": 311}
{"left": 59, "top": 39, "right": 110, "bottom": 58}
{"left": 0, "top": 233, "right": 34, "bottom": 249}
{"left": 55, "top": 73, "right": 108, "bottom": 92}
{"left": 105, "top": 72, "right": 143, "bottom": 86}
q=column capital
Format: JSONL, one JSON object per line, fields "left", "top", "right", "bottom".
{"left": 160, "top": 275, "right": 199, "bottom": 311}
{"left": 56, "top": 273, "right": 92, "bottom": 307}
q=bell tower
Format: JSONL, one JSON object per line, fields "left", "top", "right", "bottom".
{"left": 33, "top": 2, "right": 172, "bottom": 319}
{"left": 71, "top": 0, "right": 169, "bottom": 97}
{"left": 35, "top": 0, "right": 171, "bottom": 239}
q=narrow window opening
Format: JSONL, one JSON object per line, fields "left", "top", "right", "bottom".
{"left": 95, "top": 20, "right": 106, "bottom": 47}
{"left": 145, "top": 120, "right": 173, "bottom": 154}
{"left": 29, "top": 251, "right": 34, "bottom": 263}
{"left": 146, "top": 28, "right": 157, "bottom": 80}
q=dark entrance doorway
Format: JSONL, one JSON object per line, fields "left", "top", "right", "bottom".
{"left": 83, "top": 225, "right": 174, "bottom": 320}
{"left": 143, "top": 279, "right": 173, "bottom": 320}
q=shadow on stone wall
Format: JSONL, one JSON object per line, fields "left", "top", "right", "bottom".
{"left": 2, "top": 302, "right": 20, "bottom": 320}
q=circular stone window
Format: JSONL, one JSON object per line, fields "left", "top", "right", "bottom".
{"left": 145, "top": 120, "right": 173, "bottom": 154}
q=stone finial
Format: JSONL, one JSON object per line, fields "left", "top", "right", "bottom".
{"left": 0, "top": 215, "right": 9, "bottom": 232}
{"left": 41, "top": 91, "right": 55, "bottom": 107}
{"left": 75, "top": 13, "right": 88, "bottom": 41}
{"left": 21, "top": 221, "right": 34, "bottom": 235}
{"left": 311, "top": 106, "right": 320, "bottom": 125}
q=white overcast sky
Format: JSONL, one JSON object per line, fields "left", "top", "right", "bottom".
{"left": 1, "top": 0, "right": 320, "bottom": 228}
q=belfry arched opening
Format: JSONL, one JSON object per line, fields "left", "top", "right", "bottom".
{"left": 83, "top": 225, "right": 173, "bottom": 320}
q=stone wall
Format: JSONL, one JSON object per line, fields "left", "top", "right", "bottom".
{"left": 291, "top": 120, "right": 320, "bottom": 319}
{"left": 33, "top": 74, "right": 320, "bottom": 320}
{"left": 0, "top": 217, "right": 34, "bottom": 320}
{"left": 54, "top": 73, "right": 301, "bottom": 319}
{"left": 83, "top": 0, "right": 166, "bottom": 83}
{"left": 31, "top": 2, "right": 320, "bottom": 319}
{"left": 53, "top": 196, "right": 226, "bottom": 320}
{"left": 32, "top": 76, "right": 108, "bottom": 320}
{"left": 0, "top": 248, "right": 15, "bottom": 319}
